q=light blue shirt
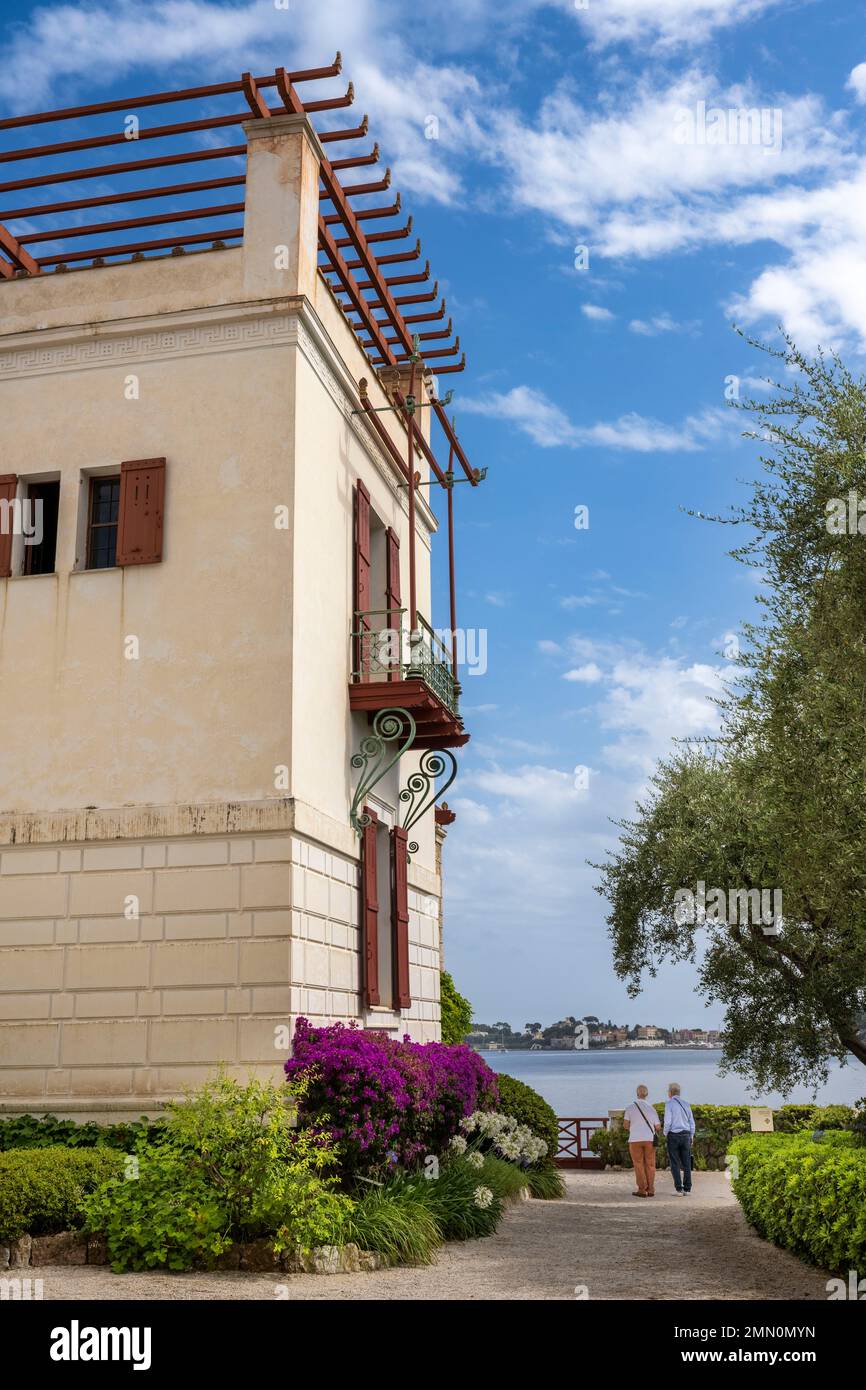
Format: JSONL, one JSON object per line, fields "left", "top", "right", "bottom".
{"left": 664, "top": 1095, "right": 695, "bottom": 1137}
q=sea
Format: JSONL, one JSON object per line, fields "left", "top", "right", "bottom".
{"left": 483, "top": 1048, "right": 865, "bottom": 1117}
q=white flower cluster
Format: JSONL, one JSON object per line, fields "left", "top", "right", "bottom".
{"left": 466, "top": 1151, "right": 484, "bottom": 1170}
{"left": 449, "top": 1134, "right": 468, "bottom": 1155}
{"left": 473, "top": 1185, "right": 494, "bottom": 1209}
{"left": 461, "top": 1110, "right": 548, "bottom": 1164}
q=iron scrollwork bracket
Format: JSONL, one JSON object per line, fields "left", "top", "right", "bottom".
{"left": 350, "top": 708, "right": 416, "bottom": 836}
{"left": 400, "top": 749, "right": 458, "bottom": 856}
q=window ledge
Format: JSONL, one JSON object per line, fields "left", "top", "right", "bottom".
{"left": 363, "top": 1007, "right": 404, "bottom": 1032}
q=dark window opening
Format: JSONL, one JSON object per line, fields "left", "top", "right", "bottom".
{"left": 22, "top": 480, "right": 60, "bottom": 576}
{"left": 87, "top": 476, "right": 120, "bottom": 570}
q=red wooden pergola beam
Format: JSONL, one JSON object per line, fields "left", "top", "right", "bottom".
{"left": 20, "top": 200, "right": 245, "bottom": 244}
{"left": 303, "top": 83, "right": 354, "bottom": 113}
{"left": 380, "top": 320, "right": 453, "bottom": 344}
{"left": 242, "top": 72, "right": 271, "bottom": 120}
{"left": 430, "top": 355, "right": 466, "bottom": 375}
{"left": 331, "top": 144, "right": 379, "bottom": 171}
{"left": 335, "top": 218, "right": 413, "bottom": 248}
{"left": 0, "top": 56, "right": 343, "bottom": 130}
{"left": 0, "top": 220, "right": 39, "bottom": 274}
{"left": 0, "top": 112, "right": 250, "bottom": 165}
{"left": 360, "top": 283, "right": 439, "bottom": 310}
{"left": 322, "top": 195, "right": 401, "bottom": 226}
{"left": 0, "top": 173, "right": 246, "bottom": 221}
{"left": 0, "top": 111, "right": 366, "bottom": 169}
{"left": 403, "top": 301, "right": 447, "bottom": 324}
{"left": 319, "top": 117, "right": 368, "bottom": 144}
{"left": 318, "top": 225, "right": 397, "bottom": 367}
{"left": 36, "top": 226, "right": 242, "bottom": 266}
{"left": 324, "top": 169, "right": 390, "bottom": 199}
{"left": 343, "top": 240, "right": 420, "bottom": 270}
{"left": 354, "top": 261, "right": 429, "bottom": 290}
{"left": 0, "top": 145, "right": 247, "bottom": 195}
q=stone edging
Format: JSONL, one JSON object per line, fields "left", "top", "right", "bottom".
{"left": 1, "top": 1231, "right": 382, "bottom": 1275}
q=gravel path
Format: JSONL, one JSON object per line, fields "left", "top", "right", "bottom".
{"left": 31, "top": 1171, "right": 830, "bottom": 1301}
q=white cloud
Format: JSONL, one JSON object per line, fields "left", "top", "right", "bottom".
{"left": 474, "top": 67, "right": 866, "bottom": 349}
{"left": 480, "top": 73, "right": 846, "bottom": 255}
{"left": 461, "top": 386, "right": 731, "bottom": 452}
{"left": 563, "top": 663, "right": 604, "bottom": 683}
{"left": 582, "top": 304, "right": 615, "bottom": 321}
{"left": 628, "top": 313, "right": 698, "bottom": 336}
{"left": 570, "top": 0, "right": 786, "bottom": 51}
{"left": 847, "top": 63, "right": 866, "bottom": 104}
{"left": 598, "top": 656, "right": 725, "bottom": 772}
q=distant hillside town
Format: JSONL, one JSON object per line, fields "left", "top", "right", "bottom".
{"left": 466, "top": 1016, "right": 723, "bottom": 1051}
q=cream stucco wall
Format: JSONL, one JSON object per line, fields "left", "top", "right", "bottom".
{"left": 0, "top": 113, "right": 447, "bottom": 1113}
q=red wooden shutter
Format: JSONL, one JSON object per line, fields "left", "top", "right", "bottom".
{"left": 354, "top": 481, "right": 372, "bottom": 678}
{"left": 116, "top": 458, "right": 165, "bottom": 566}
{"left": 361, "top": 807, "right": 380, "bottom": 1007}
{"left": 385, "top": 526, "right": 401, "bottom": 680}
{"left": 0, "top": 475, "right": 18, "bottom": 579}
{"left": 391, "top": 825, "right": 411, "bottom": 1009}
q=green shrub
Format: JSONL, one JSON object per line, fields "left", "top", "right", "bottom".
{"left": 0, "top": 1146, "right": 124, "bottom": 1242}
{"left": 0, "top": 1112, "right": 165, "bottom": 1152}
{"left": 346, "top": 1186, "right": 441, "bottom": 1266}
{"left": 82, "top": 1073, "right": 352, "bottom": 1272}
{"left": 730, "top": 1131, "right": 866, "bottom": 1273}
{"left": 439, "top": 970, "right": 473, "bottom": 1045}
{"left": 391, "top": 1155, "right": 505, "bottom": 1241}
{"left": 526, "top": 1163, "right": 566, "bottom": 1199}
{"left": 495, "top": 1073, "right": 558, "bottom": 1160}
{"left": 809, "top": 1104, "right": 855, "bottom": 1131}
{"left": 479, "top": 1153, "right": 531, "bottom": 1202}
{"left": 773, "top": 1105, "right": 818, "bottom": 1133}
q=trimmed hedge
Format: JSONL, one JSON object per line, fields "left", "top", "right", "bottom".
{"left": 0, "top": 1146, "right": 125, "bottom": 1242}
{"left": 730, "top": 1131, "right": 866, "bottom": 1273}
{"left": 588, "top": 1102, "right": 858, "bottom": 1172}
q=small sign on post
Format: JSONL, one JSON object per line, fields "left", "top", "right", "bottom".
{"left": 749, "top": 1106, "right": 774, "bottom": 1132}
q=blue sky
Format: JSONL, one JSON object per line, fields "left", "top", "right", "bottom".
{"left": 2, "top": 0, "right": 863, "bottom": 1030}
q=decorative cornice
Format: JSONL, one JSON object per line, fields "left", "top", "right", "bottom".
{"left": 0, "top": 304, "right": 295, "bottom": 380}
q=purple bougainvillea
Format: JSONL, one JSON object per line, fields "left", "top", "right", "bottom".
{"left": 284, "top": 1018, "right": 499, "bottom": 1172}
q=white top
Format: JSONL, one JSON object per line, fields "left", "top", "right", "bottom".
{"left": 624, "top": 1100, "right": 658, "bottom": 1142}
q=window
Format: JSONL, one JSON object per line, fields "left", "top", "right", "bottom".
{"left": 87, "top": 476, "right": 120, "bottom": 569}
{"left": 22, "top": 480, "right": 60, "bottom": 576}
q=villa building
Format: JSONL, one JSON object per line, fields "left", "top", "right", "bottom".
{"left": 0, "top": 59, "right": 480, "bottom": 1118}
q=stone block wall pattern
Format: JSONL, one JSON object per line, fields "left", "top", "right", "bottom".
{"left": 0, "top": 822, "right": 441, "bottom": 1114}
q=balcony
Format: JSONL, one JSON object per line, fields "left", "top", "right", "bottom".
{"left": 349, "top": 608, "right": 469, "bottom": 750}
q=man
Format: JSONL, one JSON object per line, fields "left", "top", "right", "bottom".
{"left": 664, "top": 1082, "right": 695, "bottom": 1194}
{"left": 623, "top": 1084, "right": 660, "bottom": 1197}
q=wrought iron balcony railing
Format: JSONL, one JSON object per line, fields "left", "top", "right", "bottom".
{"left": 351, "top": 607, "right": 459, "bottom": 716}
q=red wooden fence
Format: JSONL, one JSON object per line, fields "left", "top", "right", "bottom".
{"left": 555, "top": 1116, "right": 609, "bottom": 1169}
